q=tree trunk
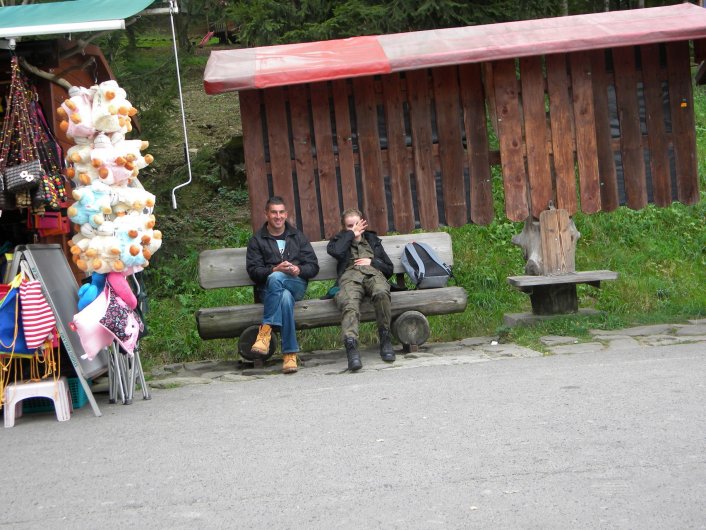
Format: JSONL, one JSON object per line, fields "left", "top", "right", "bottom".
{"left": 175, "top": 12, "right": 192, "bottom": 52}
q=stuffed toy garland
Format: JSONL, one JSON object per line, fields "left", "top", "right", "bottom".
{"left": 59, "top": 80, "right": 162, "bottom": 313}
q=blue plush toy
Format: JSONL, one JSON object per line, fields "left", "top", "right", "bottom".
{"left": 114, "top": 215, "right": 148, "bottom": 269}
{"left": 67, "top": 181, "right": 113, "bottom": 229}
{"left": 77, "top": 272, "right": 107, "bottom": 311}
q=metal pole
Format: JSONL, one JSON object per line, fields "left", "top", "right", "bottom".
{"left": 168, "top": 0, "right": 193, "bottom": 210}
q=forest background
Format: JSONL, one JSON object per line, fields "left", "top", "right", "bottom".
{"left": 88, "top": 0, "right": 706, "bottom": 367}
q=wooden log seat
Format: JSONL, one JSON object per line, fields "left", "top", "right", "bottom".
{"left": 508, "top": 207, "right": 618, "bottom": 315}
{"left": 196, "top": 232, "right": 467, "bottom": 359}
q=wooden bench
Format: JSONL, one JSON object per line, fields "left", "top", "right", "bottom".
{"left": 196, "top": 232, "right": 467, "bottom": 360}
{"left": 508, "top": 208, "right": 618, "bottom": 316}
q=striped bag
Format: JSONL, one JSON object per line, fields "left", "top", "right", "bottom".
{"left": 19, "top": 280, "right": 56, "bottom": 350}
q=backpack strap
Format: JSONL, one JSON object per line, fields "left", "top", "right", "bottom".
{"left": 405, "top": 242, "right": 426, "bottom": 282}
{"left": 415, "top": 241, "right": 453, "bottom": 277}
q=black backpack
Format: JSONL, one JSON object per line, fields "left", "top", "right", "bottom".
{"left": 401, "top": 241, "right": 453, "bottom": 289}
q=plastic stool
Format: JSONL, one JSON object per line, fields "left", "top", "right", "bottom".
{"left": 3, "top": 376, "right": 72, "bottom": 428}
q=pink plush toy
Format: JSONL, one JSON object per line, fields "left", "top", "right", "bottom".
{"left": 107, "top": 271, "right": 137, "bottom": 310}
{"left": 58, "top": 86, "right": 96, "bottom": 140}
{"left": 71, "top": 285, "right": 114, "bottom": 360}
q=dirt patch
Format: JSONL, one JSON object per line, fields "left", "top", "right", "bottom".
{"left": 162, "top": 72, "right": 242, "bottom": 165}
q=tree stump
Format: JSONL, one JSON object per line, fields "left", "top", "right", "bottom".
{"left": 511, "top": 208, "right": 580, "bottom": 275}
{"left": 392, "top": 310, "right": 430, "bottom": 352}
{"left": 238, "top": 325, "right": 278, "bottom": 363}
{"left": 511, "top": 207, "right": 582, "bottom": 315}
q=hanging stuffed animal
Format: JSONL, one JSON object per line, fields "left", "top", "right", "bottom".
{"left": 65, "top": 138, "right": 98, "bottom": 186}
{"left": 77, "top": 272, "right": 107, "bottom": 311}
{"left": 67, "top": 180, "right": 113, "bottom": 228}
{"left": 58, "top": 86, "right": 96, "bottom": 140}
{"left": 113, "top": 213, "right": 148, "bottom": 270}
{"left": 111, "top": 185, "right": 156, "bottom": 216}
{"left": 92, "top": 80, "right": 135, "bottom": 134}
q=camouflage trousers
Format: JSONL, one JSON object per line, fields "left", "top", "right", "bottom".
{"left": 335, "top": 268, "right": 391, "bottom": 340}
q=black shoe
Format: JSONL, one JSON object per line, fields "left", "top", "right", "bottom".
{"left": 379, "top": 328, "right": 395, "bottom": 362}
{"left": 344, "top": 337, "right": 362, "bottom": 371}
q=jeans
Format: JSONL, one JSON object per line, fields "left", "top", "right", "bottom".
{"left": 262, "top": 272, "right": 307, "bottom": 353}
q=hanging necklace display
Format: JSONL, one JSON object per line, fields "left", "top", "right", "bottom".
{"left": 0, "top": 58, "right": 42, "bottom": 195}
{"left": 0, "top": 58, "right": 68, "bottom": 215}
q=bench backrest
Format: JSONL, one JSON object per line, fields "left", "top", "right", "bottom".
{"left": 199, "top": 232, "right": 453, "bottom": 289}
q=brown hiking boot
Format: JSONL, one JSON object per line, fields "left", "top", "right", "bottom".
{"left": 282, "top": 353, "right": 298, "bottom": 374}
{"left": 251, "top": 324, "right": 272, "bottom": 356}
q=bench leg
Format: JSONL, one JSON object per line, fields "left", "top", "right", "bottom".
{"left": 529, "top": 284, "right": 578, "bottom": 315}
{"left": 392, "top": 310, "right": 430, "bottom": 353}
{"left": 238, "top": 325, "right": 278, "bottom": 362}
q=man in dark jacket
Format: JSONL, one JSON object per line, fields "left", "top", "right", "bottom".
{"left": 246, "top": 196, "right": 319, "bottom": 373}
{"left": 327, "top": 208, "right": 395, "bottom": 371}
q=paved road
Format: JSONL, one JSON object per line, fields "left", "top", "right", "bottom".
{"left": 2, "top": 324, "right": 706, "bottom": 529}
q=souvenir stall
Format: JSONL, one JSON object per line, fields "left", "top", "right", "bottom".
{"left": 0, "top": 55, "right": 161, "bottom": 427}
{"left": 0, "top": 0, "right": 175, "bottom": 425}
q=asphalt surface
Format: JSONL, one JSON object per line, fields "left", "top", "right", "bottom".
{"left": 2, "top": 326, "right": 705, "bottom": 529}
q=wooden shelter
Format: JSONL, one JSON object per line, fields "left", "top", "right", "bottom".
{"left": 204, "top": 4, "right": 705, "bottom": 241}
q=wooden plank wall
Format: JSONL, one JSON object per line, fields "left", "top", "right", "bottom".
{"left": 239, "top": 42, "right": 700, "bottom": 239}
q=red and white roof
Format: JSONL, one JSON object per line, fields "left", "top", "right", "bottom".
{"left": 204, "top": 3, "right": 706, "bottom": 94}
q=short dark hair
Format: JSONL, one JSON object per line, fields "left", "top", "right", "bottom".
{"left": 265, "top": 196, "right": 286, "bottom": 210}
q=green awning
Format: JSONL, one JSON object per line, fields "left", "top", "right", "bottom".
{"left": 0, "top": 0, "right": 157, "bottom": 38}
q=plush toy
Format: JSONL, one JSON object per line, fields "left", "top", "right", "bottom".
{"left": 100, "top": 284, "right": 143, "bottom": 356}
{"left": 65, "top": 138, "right": 98, "bottom": 186}
{"left": 89, "top": 133, "right": 133, "bottom": 186}
{"left": 113, "top": 214, "right": 148, "bottom": 269}
{"left": 111, "top": 185, "right": 156, "bottom": 216}
{"left": 84, "top": 220, "right": 123, "bottom": 274}
{"left": 67, "top": 180, "right": 113, "bottom": 228}
{"left": 111, "top": 133, "right": 154, "bottom": 178}
{"left": 58, "top": 86, "right": 96, "bottom": 140}
{"left": 77, "top": 272, "right": 106, "bottom": 311}
{"left": 107, "top": 271, "right": 137, "bottom": 310}
{"left": 141, "top": 228, "right": 163, "bottom": 263}
{"left": 68, "top": 224, "right": 97, "bottom": 272}
{"left": 92, "top": 80, "right": 134, "bottom": 134}
{"left": 71, "top": 287, "right": 114, "bottom": 360}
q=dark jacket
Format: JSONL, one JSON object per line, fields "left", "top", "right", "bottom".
{"left": 246, "top": 221, "right": 320, "bottom": 298}
{"left": 327, "top": 230, "right": 393, "bottom": 280}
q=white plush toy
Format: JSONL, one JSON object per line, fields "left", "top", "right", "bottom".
{"left": 83, "top": 220, "right": 123, "bottom": 274}
{"left": 111, "top": 185, "right": 156, "bottom": 216}
{"left": 92, "top": 80, "right": 134, "bottom": 134}
{"left": 65, "top": 138, "right": 98, "bottom": 186}
{"left": 111, "top": 133, "right": 154, "bottom": 178}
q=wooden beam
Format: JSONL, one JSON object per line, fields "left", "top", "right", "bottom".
{"left": 197, "top": 286, "right": 468, "bottom": 339}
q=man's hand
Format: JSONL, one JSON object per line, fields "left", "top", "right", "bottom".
{"left": 354, "top": 258, "right": 372, "bottom": 267}
{"left": 275, "top": 261, "right": 300, "bottom": 276}
{"left": 351, "top": 218, "right": 368, "bottom": 238}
